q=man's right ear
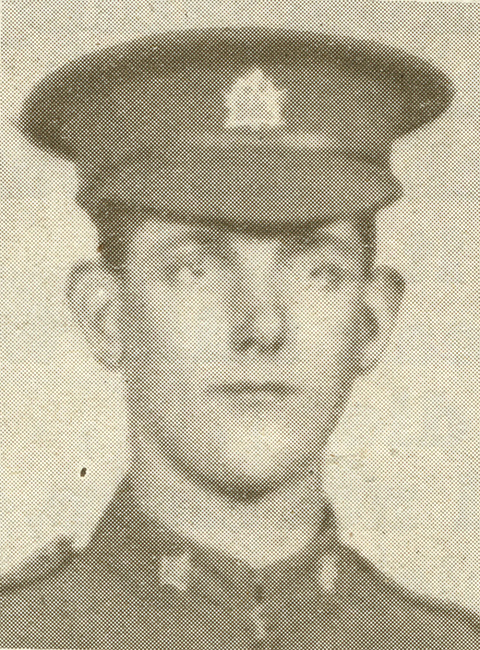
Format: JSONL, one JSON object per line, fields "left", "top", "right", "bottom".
{"left": 66, "top": 259, "right": 123, "bottom": 369}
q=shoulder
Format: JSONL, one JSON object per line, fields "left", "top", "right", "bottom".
{"left": 333, "top": 544, "right": 480, "bottom": 649}
{"left": 1, "top": 537, "right": 73, "bottom": 647}
{"left": 0, "top": 528, "right": 178, "bottom": 649}
{"left": 0, "top": 537, "right": 76, "bottom": 593}
{"left": 0, "top": 536, "right": 126, "bottom": 648}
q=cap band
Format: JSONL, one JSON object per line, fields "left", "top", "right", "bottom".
{"left": 78, "top": 149, "right": 402, "bottom": 226}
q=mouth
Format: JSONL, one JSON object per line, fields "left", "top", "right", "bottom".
{"left": 210, "top": 381, "right": 297, "bottom": 404}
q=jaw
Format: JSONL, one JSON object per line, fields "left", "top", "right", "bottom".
{"left": 128, "top": 425, "right": 327, "bottom": 569}
{"left": 169, "top": 450, "right": 316, "bottom": 503}
{"left": 125, "top": 373, "right": 355, "bottom": 501}
{"left": 129, "top": 405, "right": 338, "bottom": 503}
{"left": 130, "top": 427, "right": 326, "bottom": 524}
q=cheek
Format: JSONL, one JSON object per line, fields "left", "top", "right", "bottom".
{"left": 120, "top": 282, "right": 231, "bottom": 368}
{"left": 290, "top": 289, "right": 365, "bottom": 363}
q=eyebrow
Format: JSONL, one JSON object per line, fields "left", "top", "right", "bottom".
{"left": 282, "top": 229, "right": 364, "bottom": 257}
{"left": 141, "top": 224, "right": 232, "bottom": 256}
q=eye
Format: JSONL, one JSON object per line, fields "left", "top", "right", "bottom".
{"left": 309, "top": 263, "right": 345, "bottom": 286}
{"left": 177, "top": 261, "right": 207, "bottom": 279}
{"left": 162, "top": 248, "right": 225, "bottom": 286}
{"left": 163, "top": 259, "right": 203, "bottom": 281}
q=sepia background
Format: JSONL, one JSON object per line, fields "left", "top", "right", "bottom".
{"left": 2, "top": 0, "right": 479, "bottom": 613}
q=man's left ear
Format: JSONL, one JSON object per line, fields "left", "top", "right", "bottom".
{"left": 66, "top": 258, "right": 123, "bottom": 369}
{"left": 357, "top": 266, "right": 405, "bottom": 374}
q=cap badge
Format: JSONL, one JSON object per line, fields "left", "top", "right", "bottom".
{"left": 225, "top": 68, "right": 286, "bottom": 130}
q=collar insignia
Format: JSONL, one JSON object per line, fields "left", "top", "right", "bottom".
{"left": 225, "top": 68, "right": 286, "bottom": 130}
{"left": 159, "top": 551, "right": 191, "bottom": 591}
{"left": 316, "top": 553, "right": 338, "bottom": 593}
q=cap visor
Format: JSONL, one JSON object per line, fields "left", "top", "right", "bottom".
{"left": 81, "top": 150, "right": 401, "bottom": 225}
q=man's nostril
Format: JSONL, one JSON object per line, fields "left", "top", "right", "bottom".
{"left": 231, "top": 305, "right": 287, "bottom": 354}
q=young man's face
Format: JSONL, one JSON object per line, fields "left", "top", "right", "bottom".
{"left": 113, "top": 216, "right": 382, "bottom": 497}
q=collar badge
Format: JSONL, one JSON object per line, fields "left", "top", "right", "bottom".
{"left": 159, "top": 551, "right": 191, "bottom": 592}
{"left": 225, "top": 68, "right": 286, "bottom": 130}
{"left": 317, "top": 553, "right": 338, "bottom": 593}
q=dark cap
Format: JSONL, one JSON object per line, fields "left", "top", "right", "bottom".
{"left": 19, "top": 27, "right": 454, "bottom": 228}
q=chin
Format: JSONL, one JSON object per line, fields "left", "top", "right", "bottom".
{"left": 196, "top": 469, "right": 297, "bottom": 502}
{"left": 136, "top": 393, "right": 336, "bottom": 499}
{"left": 173, "top": 447, "right": 314, "bottom": 502}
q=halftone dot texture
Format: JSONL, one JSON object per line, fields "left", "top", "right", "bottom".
{"left": 2, "top": 24, "right": 480, "bottom": 650}
{"left": 1, "top": 478, "right": 479, "bottom": 647}
{"left": 18, "top": 27, "right": 452, "bottom": 228}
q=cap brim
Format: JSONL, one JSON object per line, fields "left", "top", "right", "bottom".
{"left": 80, "top": 149, "right": 401, "bottom": 226}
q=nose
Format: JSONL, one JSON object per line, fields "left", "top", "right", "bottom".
{"left": 230, "top": 280, "right": 287, "bottom": 355}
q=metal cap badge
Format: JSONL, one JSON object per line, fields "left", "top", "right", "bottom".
{"left": 225, "top": 68, "right": 286, "bottom": 130}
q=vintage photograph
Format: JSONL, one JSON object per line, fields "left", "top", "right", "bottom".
{"left": 1, "top": 1, "right": 479, "bottom": 648}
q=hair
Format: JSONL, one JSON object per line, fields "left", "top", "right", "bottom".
{"left": 94, "top": 205, "right": 145, "bottom": 274}
{"left": 94, "top": 204, "right": 377, "bottom": 276}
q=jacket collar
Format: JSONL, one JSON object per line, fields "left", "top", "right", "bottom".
{"left": 85, "top": 476, "right": 340, "bottom": 611}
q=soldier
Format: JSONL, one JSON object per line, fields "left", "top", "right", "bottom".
{"left": 1, "top": 27, "right": 479, "bottom": 649}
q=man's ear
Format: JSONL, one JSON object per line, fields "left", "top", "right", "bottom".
{"left": 66, "top": 258, "right": 123, "bottom": 369}
{"left": 357, "top": 266, "right": 405, "bottom": 374}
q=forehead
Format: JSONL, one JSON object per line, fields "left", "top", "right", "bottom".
{"left": 128, "top": 217, "right": 366, "bottom": 251}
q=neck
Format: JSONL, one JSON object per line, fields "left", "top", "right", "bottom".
{"left": 130, "top": 434, "right": 326, "bottom": 570}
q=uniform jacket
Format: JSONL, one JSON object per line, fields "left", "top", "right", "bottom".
{"left": 1, "top": 478, "right": 479, "bottom": 649}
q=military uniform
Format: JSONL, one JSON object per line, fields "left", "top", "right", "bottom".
{"left": 1, "top": 478, "right": 479, "bottom": 648}
{"left": 3, "top": 26, "right": 479, "bottom": 649}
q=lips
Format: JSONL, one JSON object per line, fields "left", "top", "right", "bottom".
{"left": 211, "top": 381, "right": 297, "bottom": 397}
